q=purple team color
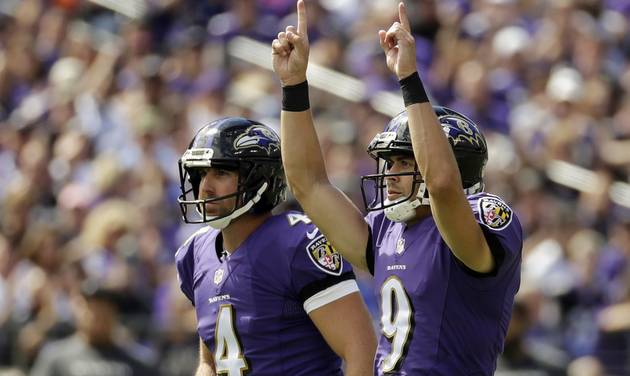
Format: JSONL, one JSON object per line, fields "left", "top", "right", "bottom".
{"left": 176, "top": 212, "right": 355, "bottom": 376}
{"left": 367, "top": 193, "right": 522, "bottom": 375}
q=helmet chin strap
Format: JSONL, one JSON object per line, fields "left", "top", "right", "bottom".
{"left": 384, "top": 181, "right": 485, "bottom": 223}
{"left": 205, "top": 182, "right": 268, "bottom": 230}
{"left": 384, "top": 182, "right": 429, "bottom": 223}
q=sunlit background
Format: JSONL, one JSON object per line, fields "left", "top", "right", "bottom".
{"left": 1, "top": 0, "right": 630, "bottom": 375}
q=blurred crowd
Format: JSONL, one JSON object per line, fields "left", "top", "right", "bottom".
{"left": 1, "top": 0, "right": 630, "bottom": 375}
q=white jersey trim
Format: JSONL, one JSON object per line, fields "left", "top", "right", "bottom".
{"left": 303, "top": 280, "right": 359, "bottom": 314}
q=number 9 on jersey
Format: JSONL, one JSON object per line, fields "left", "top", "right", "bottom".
{"left": 380, "top": 277, "right": 414, "bottom": 373}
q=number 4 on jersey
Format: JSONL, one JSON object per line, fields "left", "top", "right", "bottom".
{"left": 286, "top": 213, "right": 312, "bottom": 226}
{"left": 215, "top": 305, "right": 249, "bottom": 375}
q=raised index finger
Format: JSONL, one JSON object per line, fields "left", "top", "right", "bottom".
{"left": 297, "top": 0, "right": 308, "bottom": 36}
{"left": 398, "top": 2, "right": 410, "bottom": 32}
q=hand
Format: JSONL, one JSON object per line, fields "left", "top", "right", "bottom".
{"left": 272, "top": 0, "right": 309, "bottom": 86}
{"left": 378, "top": 2, "right": 417, "bottom": 80}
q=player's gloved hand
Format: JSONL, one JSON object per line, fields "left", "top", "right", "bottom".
{"left": 272, "top": 0, "right": 309, "bottom": 86}
{"left": 379, "top": 2, "right": 417, "bottom": 80}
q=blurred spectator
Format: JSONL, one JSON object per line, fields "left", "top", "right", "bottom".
{"left": 29, "top": 283, "right": 157, "bottom": 376}
{"left": 567, "top": 356, "right": 605, "bottom": 376}
{"left": 496, "top": 301, "right": 560, "bottom": 376}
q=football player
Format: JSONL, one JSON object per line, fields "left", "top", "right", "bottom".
{"left": 272, "top": 1, "right": 523, "bottom": 374}
{"left": 175, "top": 117, "right": 376, "bottom": 376}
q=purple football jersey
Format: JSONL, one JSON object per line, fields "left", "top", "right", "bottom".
{"left": 366, "top": 193, "right": 522, "bottom": 375}
{"left": 175, "top": 212, "right": 357, "bottom": 376}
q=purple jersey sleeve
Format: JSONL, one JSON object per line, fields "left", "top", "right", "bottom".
{"left": 290, "top": 225, "right": 356, "bottom": 303}
{"left": 469, "top": 193, "right": 523, "bottom": 273}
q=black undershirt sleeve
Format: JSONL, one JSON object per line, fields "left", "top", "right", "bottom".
{"left": 298, "top": 271, "right": 356, "bottom": 303}
{"left": 366, "top": 231, "right": 375, "bottom": 276}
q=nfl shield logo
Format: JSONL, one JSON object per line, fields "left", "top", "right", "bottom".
{"left": 396, "top": 238, "right": 406, "bottom": 254}
{"left": 214, "top": 269, "right": 224, "bottom": 284}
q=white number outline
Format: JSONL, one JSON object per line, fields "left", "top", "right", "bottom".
{"left": 380, "top": 276, "right": 414, "bottom": 373}
{"left": 214, "top": 304, "right": 249, "bottom": 375}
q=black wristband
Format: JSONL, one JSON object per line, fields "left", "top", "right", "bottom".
{"left": 399, "top": 72, "right": 429, "bottom": 107}
{"left": 282, "top": 80, "right": 310, "bottom": 112}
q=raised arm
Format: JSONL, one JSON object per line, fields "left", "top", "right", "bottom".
{"left": 272, "top": 0, "right": 370, "bottom": 271}
{"left": 379, "top": 3, "right": 494, "bottom": 273}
